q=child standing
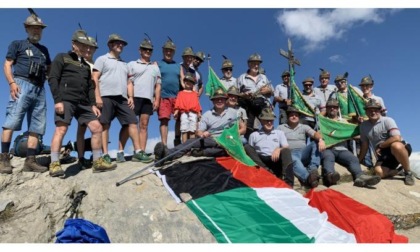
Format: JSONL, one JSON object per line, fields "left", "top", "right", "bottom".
{"left": 174, "top": 72, "right": 202, "bottom": 143}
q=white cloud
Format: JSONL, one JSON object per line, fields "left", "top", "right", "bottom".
{"left": 276, "top": 9, "right": 393, "bottom": 52}
{"left": 329, "top": 54, "right": 345, "bottom": 64}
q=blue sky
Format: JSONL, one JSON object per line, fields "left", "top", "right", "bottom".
{"left": 0, "top": 6, "right": 419, "bottom": 157}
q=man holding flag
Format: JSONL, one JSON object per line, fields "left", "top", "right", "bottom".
{"left": 154, "top": 88, "right": 244, "bottom": 166}
{"left": 320, "top": 98, "right": 381, "bottom": 188}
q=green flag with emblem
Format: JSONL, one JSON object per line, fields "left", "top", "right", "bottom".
{"left": 317, "top": 114, "right": 360, "bottom": 148}
{"left": 214, "top": 121, "right": 257, "bottom": 166}
{"left": 347, "top": 85, "right": 367, "bottom": 119}
{"left": 205, "top": 66, "right": 227, "bottom": 97}
{"left": 336, "top": 92, "right": 350, "bottom": 119}
{"left": 289, "top": 68, "right": 315, "bottom": 117}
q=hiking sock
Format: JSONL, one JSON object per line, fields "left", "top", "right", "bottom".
{"left": 51, "top": 151, "right": 60, "bottom": 163}
{"left": 27, "top": 148, "right": 37, "bottom": 157}
{"left": 92, "top": 149, "right": 101, "bottom": 161}
{"left": 1, "top": 142, "right": 11, "bottom": 153}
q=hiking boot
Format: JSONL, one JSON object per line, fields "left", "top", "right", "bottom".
{"left": 324, "top": 171, "right": 340, "bottom": 187}
{"left": 0, "top": 153, "right": 12, "bottom": 174}
{"left": 93, "top": 157, "right": 117, "bottom": 173}
{"left": 154, "top": 142, "right": 168, "bottom": 167}
{"left": 132, "top": 151, "right": 153, "bottom": 163}
{"left": 49, "top": 161, "right": 65, "bottom": 177}
{"left": 78, "top": 157, "right": 92, "bottom": 170}
{"left": 404, "top": 171, "right": 415, "bottom": 186}
{"left": 103, "top": 154, "right": 112, "bottom": 163}
{"left": 190, "top": 149, "right": 204, "bottom": 157}
{"left": 353, "top": 174, "right": 381, "bottom": 188}
{"left": 116, "top": 152, "right": 126, "bottom": 163}
{"left": 23, "top": 156, "right": 48, "bottom": 173}
{"left": 307, "top": 169, "right": 320, "bottom": 188}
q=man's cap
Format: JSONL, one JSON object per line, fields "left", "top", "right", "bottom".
{"left": 162, "top": 38, "right": 176, "bottom": 50}
{"left": 182, "top": 47, "right": 194, "bottom": 57}
{"left": 87, "top": 36, "right": 98, "bottom": 48}
{"left": 326, "top": 98, "right": 339, "bottom": 107}
{"left": 334, "top": 72, "right": 349, "bottom": 84}
{"left": 281, "top": 70, "right": 290, "bottom": 77}
{"left": 319, "top": 68, "right": 330, "bottom": 78}
{"left": 364, "top": 99, "right": 382, "bottom": 109}
{"left": 107, "top": 34, "right": 128, "bottom": 46}
{"left": 286, "top": 106, "right": 301, "bottom": 114}
{"left": 248, "top": 53, "right": 263, "bottom": 63}
{"left": 221, "top": 58, "right": 234, "bottom": 69}
{"left": 24, "top": 14, "right": 47, "bottom": 28}
{"left": 258, "top": 108, "right": 276, "bottom": 120}
{"left": 183, "top": 72, "right": 196, "bottom": 83}
{"left": 72, "top": 30, "right": 96, "bottom": 47}
{"left": 334, "top": 75, "right": 346, "bottom": 83}
{"left": 359, "top": 76, "right": 374, "bottom": 86}
{"left": 195, "top": 51, "right": 205, "bottom": 62}
{"left": 139, "top": 38, "right": 153, "bottom": 50}
{"left": 227, "top": 86, "right": 240, "bottom": 96}
{"left": 302, "top": 77, "right": 315, "bottom": 85}
{"left": 211, "top": 88, "right": 228, "bottom": 100}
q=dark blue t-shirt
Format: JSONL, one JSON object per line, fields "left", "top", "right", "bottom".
{"left": 6, "top": 39, "right": 51, "bottom": 84}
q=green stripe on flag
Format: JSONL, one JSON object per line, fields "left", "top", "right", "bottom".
{"left": 187, "top": 187, "right": 315, "bottom": 243}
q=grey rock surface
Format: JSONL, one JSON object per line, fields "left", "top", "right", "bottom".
{"left": 1, "top": 155, "right": 419, "bottom": 243}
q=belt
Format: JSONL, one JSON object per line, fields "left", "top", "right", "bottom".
{"left": 15, "top": 76, "right": 43, "bottom": 86}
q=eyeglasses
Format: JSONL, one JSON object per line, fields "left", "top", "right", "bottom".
{"left": 223, "top": 68, "right": 233, "bottom": 72}
{"left": 288, "top": 113, "right": 299, "bottom": 117}
{"left": 141, "top": 48, "right": 153, "bottom": 52}
{"left": 303, "top": 83, "right": 312, "bottom": 87}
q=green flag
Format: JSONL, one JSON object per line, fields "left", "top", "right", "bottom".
{"left": 317, "top": 114, "right": 360, "bottom": 148}
{"left": 289, "top": 67, "right": 315, "bottom": 117}
{"left": 214, "top": 121, "right": 257, "bottom": 166}
{"left": 336, "top": 92, "right": 350, "bottom": 119}
{"left": 205, "top": 66, "right": 227, "bottom": 97}
{"left": 348, "top": 85, "right": 367, "bottom": 119}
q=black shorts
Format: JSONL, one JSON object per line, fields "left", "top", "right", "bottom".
{"left": 54, "top": 101, "right": 98, "bottom": 126}
{"left": 133, "top": 97, "right": 153, "bottom": 116}
{"left": 99, "top": 96, "right": 138, "bottom": 125}
{"left": 376, "top": 141, "right": 412, "bottom": 169}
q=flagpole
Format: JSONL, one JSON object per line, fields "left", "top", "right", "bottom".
{"left": 116, "top": 117, "right": 238, "bottom": 187}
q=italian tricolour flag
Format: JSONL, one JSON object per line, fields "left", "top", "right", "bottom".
{"left": 158, "top": 157, "right": 406, "bottom": 243}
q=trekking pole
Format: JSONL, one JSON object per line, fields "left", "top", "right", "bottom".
{"left": 115, "top": 137, "right": 204, "bottom": 187}
{"left": 116, "top": 118, "right": 238, "bottom": 187}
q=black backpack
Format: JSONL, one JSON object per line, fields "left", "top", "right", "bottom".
{"left": 12, "top": 131, "right": 44, "bottom": 157}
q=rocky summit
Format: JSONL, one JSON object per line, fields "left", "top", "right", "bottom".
{"left": 0, "top": 154, "right": 419, "bottom": 243}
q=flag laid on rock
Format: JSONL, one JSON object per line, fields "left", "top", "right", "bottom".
{"left": 158, "top": 157, "right": 406, "bottom": 243}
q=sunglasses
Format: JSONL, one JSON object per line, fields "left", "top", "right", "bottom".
{"left": 141, "top": 48, "right": 153, "bottom": 52}
{"left": 223, "top": 68, "right": 233, "bottom": 72}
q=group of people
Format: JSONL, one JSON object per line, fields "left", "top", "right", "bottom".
{"left": 0, "top": 12, "right": 415, "bottom": 188}
{"left": 154, "top": 51, "right": 415, "bottom": 188}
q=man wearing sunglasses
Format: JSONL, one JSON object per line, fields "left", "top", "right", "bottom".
{"left": 314, "top": 69, "right": 336, "bottom": 105}
{"left": 219, "top": 57, "right": 237, "bottom": 90}
{"left": 121, "top": 38, "right": 162, "bottom": 163}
